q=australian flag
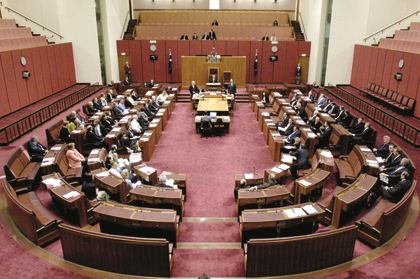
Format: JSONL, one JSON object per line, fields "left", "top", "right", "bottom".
{"left": 168, "top": 49, "right": 173, "bottom": 74}
{"left": 253, "top": 49, "right": 258, "bottom": 75}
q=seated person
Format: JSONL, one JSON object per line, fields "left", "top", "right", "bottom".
{"left": 123, "top": 76, "right": 131, "bottom": 85}
{"left": 261, "top": 92, "right": 269, "bottom": 106}
{"left": 290, "top": 92, "right": 301, "bottom": 108}
{"left": 138, "top": 109, "right": 151, "bottom": 127}
{"left": 282, "top": 137, "right": 301, "bottom": 153}
{"left": 322, "top": 99, "right": 334, "bottom": 113}
{"left": 261, "top": 34, "right": 269, "bottom": 41}
{"left": 81, "top": 173, "right": 97, "bottom": 200}
{"left": 150, "top": 96, "right": 160, "bottom": 110}
{"left": 93, "top": 120, "right": 105, "bottom": 138}
{"left": 211, "top": 19, "right": 219, "bottom": 26}
{"left": 92, "top": 97, "right": 102, "bottom": 110}
{"left": 309, "top": 117, "right": 322, "bottom": 134}
{"left": 66, "top": 142, "right": 85, "bottom": 168}
{"left": 121, "top": 168, "right": 141, "bottom": 190}
{"left": 114, "top": 99, "right": 128, "bottom": 117}
{"left": 373, "top": 135, "right": 391, "bottom": 158}
{"left": 335, "top": 106, "right": 348, "bottom": 122}
{"left": 276, "top": 113, "right": 289, "bottom": 129}
{"left": 157, "top": 90, "right": 168, "bottom": 105}
{"left": 290, "top": 143, "right": 311, "bottom": 179}
{"left": 146, "top": 79, "right": 155, "bottom": 88}
{"left": 308, "top": 109, "right": 319, "bottom": 125}
{"left": 130, "top": 115, "right": 143, "bottom": 135}
{"left": 60, "top": 120, "right": 73, "bottom": 142}
{"left": 351, "top": 122, "right": 373, "bottom": 145}
{"left": 192, "top": 32, "right": 199, "bottom": 40}
{"left": 368, "top": 171, "right": 412, "bottom": 207}
{"left": 86, "top": 101, "right": 98, "bottom": 115}
{"left": 105, "top": 89, "right": 114, "bottom": 102}
{"left": 381, "top": 146, "right": 403, "bottom": 170}
{"left": 278, "top": 118, "right": 294, "bottom": 135}
{"left": 381, "top": 158, "right": 412, "bottom": 182}
{"left": 180, "top": 34, "right": 189, "bottom": 40}
{"left": 144, "top": 99, "right": 157, "bottom": 115}
{"left": 200, "top": 113, "right": 212, "bottom": 137}
{"left": 125, "top": 95, "right": 136, "bottom": 109}
{"left": 189, "top": 81, "right": 200, "bottom": 97}
{"left": 100, "top": 113, "right": 113, "bottom": 133}
{"left": 306, "top": 90, "right": 315, "bottom": 103}
{"left": 349, "top": 117, "right": 365, "bottom": 134}
{"left": 317, "top": 122, "right": 332, "bottom": 148}
{"left": 86, "top": 125, "right": 105, "bottom": 148}
{"left": 27, "top": 135, "right": 46, "bottom": 162}
{"left": 316, "top": 93, "right": 327, "bottom": 108}
{"left": 98, "top": 94, "right": 108, "bottom": 107}
{"left": 120, "top": 126, "right": 139, "bottom": 150}
{"left": 131, "top": 90, "right": 139, "bottom": 101}
{"left": 285, "top": 126, "right": 300, "bottom": 143}
{"left": 68, "top": 110, "right": 85, "bottom": 127}
{"left": 296, "top": 101, "right": 307, "bottom": 120}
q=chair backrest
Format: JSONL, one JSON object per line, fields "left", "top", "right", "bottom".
{"left": 56, "top": 152, "right": 70, "bottom": 175}
{"left": 391, "top": 92, "right": 398, "bottom": 101}
{"left": 46, "top": 120, "right": 64, "bottom": 146}
{"left": 395, "top": 94, "right": 403, "bottom": 104}
{"left": 386, "top": 91, "right": 393, "bottom": 99}
{"left": 223, "top": 71, "right": 232, "bottom": 83}
{"left": 5, "top": 147, "right": 30, "bottom": 179}
{"left": 406, "top": 98, "right": 415, "bottom": 110}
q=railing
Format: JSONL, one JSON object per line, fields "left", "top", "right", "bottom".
{"left": 363, "top": 9, "right": 420, "bottom": 45}
{"left": 120, "top": 10, "right": 130, "bottom": 40}
{"left": 324, "top": 85, "right": 419, "bottom": 147}
{"left": 0, "top": 84, "right": 103, "bottom": 145}
{"left": 0, "top": 3, "right": 63, "bottom": 41}
{"left": 298, "top": 12, "right": 307, "bottom": 41}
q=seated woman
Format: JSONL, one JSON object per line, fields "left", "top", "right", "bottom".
{"left": 60, "top": 120, "right": 73, "bottom": 143}
{"left": 81, "top": 173, "right": 97, "bottom": 200}
{"left": 66, "top": 142, "right": 85, "bottom": 168}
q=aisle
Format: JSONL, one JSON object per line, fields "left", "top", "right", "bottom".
{"left": 150, "top": 103, "right": 274, "bottom": 277}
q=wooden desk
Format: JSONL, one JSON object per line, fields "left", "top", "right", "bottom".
{"left": 318, "top": 112, "right": 336, "bottom": 125}
{"left": 264, "top": 164, "right": 290, "bottom": 182}
{"left": 237, "top": 185, "right": 290, "bottom": 214}
{"left": 87, "top": 148, "right": 107, "bottom": 171}
{"left": 129, "top": 185, "right": 184, "bottom": 217}
{"left": 262, "top": 117, "right": 277, "bottom": 145}
{"left": 314, "top": 149, "right": 335, "bottom": 172}
{"left": 94, "top": 170, "right": 128, "bottom": 204}
{"left": 235, "top": 173, "right": 264, "bottom": 187}
{"left": 195, "top": 116, "right": 230, "bottom": 133}
{"left": 300, "top": 127, "right": 318, "bottom": 157}
{"left": 104, "top": 127, "right": 124, "bottom": 150}
{"left": 70, "top": 127, "right": 85, "bottom": 153}
{"left": 40, "top": 144, "right": 67, "bottom": 174}
{"left": 139, "top": 129, "right": 156, "bottom": 161}
{"left": 268, "top": 131, "right": 284, "bottom": 162}
{"left": 294, "top": 168, "right": 331, "bottom": 203}
{"left": 330, "top": 124, "right": 352, "bottom": 155}
{"left": 42, "top": 173, "right": 90, "bottom": 227}
{"left": 132, "top": 164, "right": 158, "bottom": 184}
{"left": 93, "top": 201, "right": 179, "bottom": 246}
{"left": 239, "top": 202, "right": 324, "bottom": 244}
{"left": 331, "top": 174, "right": 378, "bottom": 228}
{"left": 197, "top": 97, "right": 229, "bottom": 113}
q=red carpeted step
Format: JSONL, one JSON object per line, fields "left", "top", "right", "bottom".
{"left": 179, "top": 222, "right": 240, "bottom": 242}
{"left": 172, "top": 249, "right": 244, "bottom": 277}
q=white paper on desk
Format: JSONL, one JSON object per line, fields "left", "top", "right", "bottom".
{"left": 140, "top": 166, "right": 156, "bottom": 174}
{"left": 303, "top": 128, "right": 311, "bottom": 132}
{"left": 109, "top": 168, "right": 122, "bottom": 179}
{"left": 302, "top": 204, "right": 318, "bottom": 214}
{"left": 321, "top": 113, "right": 329, "bottom": 117}
{"left": 262, "top": 112, "right": 270, "bottom": 117}
{"left": 63, "top": 191, "right": 80, "bottom": 199}
{"left": 321, "top": 150, "right": 333, "bottom": 157}
{"left": 51, "top": 146, "right": 62, "bottom": 151}
{"left": 151, "top": 119, "right": 160, "bottom": 123}
{"left": 244, "top": 173, "right": 254, "bottom": 179}
{"left": 376, "top": 157, "right": 385, "bottom": 164}
{"left": 299, "top": 179, "right": 311, "bottom": 187}
{"left": 360, "top": 147, "right": 371, "bottom": 152}
{"left": 88, "top": 158, "right": 100, "bottom": 162}
{"left": 96, "top": 171, "right": 109, "bottom": 177}
{"left": 130, "top": 153, "right": 142, "bottom": 163}
{"left": 91, "top": 149, "right": 99, "bottom": 155}
{"left": 144, "top": 132, "right": 152, "bottom": 136}
{"left": 41, "top": 158, "right": 54, "bottom": 166}
{"left": 278, "top": 164, "right": 290, "bottom": 170}
{"left": 307, "top": 132, "right": 317, "bottom": 138}
{"left": 270, "top": 167, "right": 281, "bottom": 173}
{"left": 283, "top": 209, "right": 297, "bottom": 218}
{"left": 293, "top": 207, "right": 307, "bottom": 217}
{"left": 281, "top": 154, "right": 294, "bottom": 164}
{"left": 42, "top": 178, "right": 61, "bottom": 188}
{"left": 149, "top": 124, "right": 157, "bottom": 128}
{"left": 111, "top": 127, "right": 121, "bottom": 132}
{"left": 366, "top": 159, "right": 377, "bottom": 164}
{"left": 380, "top": 173, "right": 389, "bottom": 184}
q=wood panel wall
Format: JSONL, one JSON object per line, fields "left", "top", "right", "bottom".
{"left": 116, "top": 39, "right": 310, "bottom": 86}
{"left": 0, "top": 43, "right": 76, "bottom": 118}
{"left": 350, "top": 44, "right": 420, "bottom": 117}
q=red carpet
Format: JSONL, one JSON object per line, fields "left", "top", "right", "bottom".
{"left": 179, "top": 222, "right": 241, "bottom": 242}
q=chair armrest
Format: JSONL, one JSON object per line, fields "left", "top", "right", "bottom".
{"left": 244, "top": 243, "right": 248, "bottom": 255}
{"left": 339, "top": 155, "right": 349, "bottom": 159}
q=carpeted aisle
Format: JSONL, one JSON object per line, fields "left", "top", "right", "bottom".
{"left": 150, "top": 103, "right": 275, "bottom": 277}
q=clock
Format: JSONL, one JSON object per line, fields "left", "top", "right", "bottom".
{"left": 398, "top": 59, "right": 404, "bottom": 69}
{"left": 271, "top": 45, "right": 278, "bottom": 53}
{"left": 20, "top": 56, "right": 27, "bottom": 66}
{"left": 150, "top": 44, "right": 157, "bottom": 52}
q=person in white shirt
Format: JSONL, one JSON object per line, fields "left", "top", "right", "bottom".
{"left": 157, "top": 91, "right": 168, "bottom": 105}
{"left": 130, "top": 115, "right": 142, "bottom": 134}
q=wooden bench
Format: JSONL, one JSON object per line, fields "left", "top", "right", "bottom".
{"left": 245, "top": 225, "right": 358, "bottom": 276}
{"left": 59, "top": 223, "right": 173, "bottom": 276}
{"left": 55, "top": 151, "right": 83, "bottom": 183}
{"left": 45, "top": 120, "right": 64, "bottom": 148}
{"left": 4, "top": 146, "right": 41, "bottom": 192}
{"left": 2, "top": 179, "right": 61, "bottom": 246}
{"left": 356, "top": 180, "right": 417, "bottom": 247}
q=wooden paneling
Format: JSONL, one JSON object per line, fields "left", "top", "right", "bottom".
{"left": 153, "top": 40, "right": 167, "bottom": 82}
{"left": 249, "top": 41, "right": 263, "bottom": 83}
{"left": 374, "top": 48, "right": 386, "bottom": 86}
{"left": 190, "top": 40, "right": 202, "bottom": 55}
{"left": 285, "top": 41, "right": 298, "bottom": 83}
{"left": 201, "top": 41, "right": 214, "bottom": 56}
{"left": 237, "top": 41, "right": 251, "bottom": 82}
{"left": 214, "top": 41, "right": 226, "bottom": 55}
{"left": 181, "top": 56, "right": 246, "bottom": 87}
{"left": 0, "top": 43, "right": 76, "bottom": 117}
{"left": 165, "top": 40, "right": 179, "bottom": 82}
{"left": 261, "top": 41, "right": 273, "bottom": 83}
{"left": 130, "top": 40, "right": 143, "bottom": 83}
{"left": 273, "top": 41, "right": 288, "bottom": 83}
{"left": 225, "top": 41, "right": 238, "bottom": 56}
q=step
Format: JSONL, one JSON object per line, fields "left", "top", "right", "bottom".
{"left": 179, "top": 222, "right": 240, "bottom": 242}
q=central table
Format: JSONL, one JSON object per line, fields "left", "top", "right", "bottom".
{"left": 197, "top": 97, "right": 229, "bottom": 113}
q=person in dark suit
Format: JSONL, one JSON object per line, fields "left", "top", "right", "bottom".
{"left": 86, "top": 125, "right": 105, "bottom": 148}
{"left": 189, "top": 80, "right": 200, "bottom": 97}
{"left": 310, "top": 117, "right": 322, "bottom": 134}
{"left": 146, "top": 79, "right": 155, "bottom": 88}
{"left": 285, "top": 126, "right": 300, "bottom": 143}
{"left": 81, "top": 173, "right": 97, "bottom": 200}
{"left": 317, "top": 122, "right": 332, "bottom": 148}
{"left": 192, "top": 33, "right": 198, "bottom": 40}
{"left": 121, "top": 127, "right": 139, "bottom": 150}
{"left": 227, "top": 79, "right": 236, "bottom": 95}
{"left": 335, "top": 106, "right": 347, "bottom": 122}
{"left": 374, "top": 135, "right": 391, "bottom": 158}
{"left": 278, "top": 118, "right": 294, "bottom": 135}
{"left": 92, "top": 97, "right": 102, "bottom": 110}
{"left": 326, "top": 102, "right": 339, "bottom": 117}
{"left": 349, "top": 117, "right": 364, "bottom": 134}
{"left": 296, "top": 102, "right": 307, "bottom": 120}
{"left": 382, "top": 147, "right": 403, "bottom": 170}
{"left": 180, "top": 34, "right": 189, "bottom": 40}
{"left": 323, "top": 99, "right": 335, "bottom": 113}
{"left": 382, "top": 158, "right": 412, "bottom": 181}
{"left": 261, "top": 92, "right": 270, "bottom": 107}
{"left": 106, "top": 90, "right": 114, "bottom": 102}
{"left": 100, "top": 113, "right": 113, "bottom": 133}
{"left": 60, "top": 121, "right": 72, "bottom": 143}
{"left": 124, "top": 61, "right": 132, "bottom": 83}
{"left": 295, "top": 63, "right": 302, "bottom": 84}
{"left": 211, "top": 19, "right": 219, "bottom": 26}
{"left": 277, "top": 113, "right": 289, "bottom": 129}
{"left": 367, "top": 171, "right": 412, "bottom": 207}
{"left": 273, "top": 20, "right": 279, "bottom": 26}
{"left": 261, "top": 34, "right": 269, "bottom": 41}
{"left": 210, "top": 29, "right": 217, "bottom": 40}
{"left": 85, "top": 101, "right": 98, "bottom": 115}
{"left": 290, "top": 143, "right": 311, "bottom": 179}
{"left": 352, "top": 122, "right": 373, "bottom": 145}
{"left": 27, "top": 136, "right": 46, "bottom": 162}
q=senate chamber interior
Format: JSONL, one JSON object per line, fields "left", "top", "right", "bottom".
{"left": 0, "top": 0, "right": 419, "bottom": 278}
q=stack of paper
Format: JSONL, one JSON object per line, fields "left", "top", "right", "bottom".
{"left": 244, "top": 173, "right": 254, "bottom": 179}
{"left": 51, "top": 146, "right": 62, "bottom": 151}
{"left": 307, "top": 132, "right": 317, "bottom": 138}
{"left": 90, "top": 149, "right": 99, "bottom": 155}
{"left": 281, "top": 154, "right": 294, "bottom": 164}
{"left": 376, "top": 157, "right": 385, "bottom": 164}
{"left": 140, "top": 166, "right": 156, "bottom": 174}
{"left": 63, "top": 191, "right": 80, "bottom": 199}
{"left": 129, "top": 153, "right": 142, "bottom": 163}
{"left": 270, "top": 166, "right": 282, "bottom": 173}
{"left": 283, "top": 209, "right": 297, "bottom": 218}
{"left": 299, "top": 179, "right": 312, "bottom": 187}
{"left": 321, "top": 150, "right": 333, "bottom": 158}
{"left": 293, "top": 207, "right": 307, "bottom": 217}
{"left": 42, "top": 178, "right": 61, "bottom": 188}
{"left": 96, "top": 171, "right": 109, "bottom": 178}
{"left": 302, "top": 204, "right": 318, "bottom": 214}
{"left": 360, "top": 147, "right": 371, "bottom": 152}
{"left": 278, "top": 164, "right": 290, "bottom": 170}
{"left": 41, "top": 158, "right": 55, "bottom": 166}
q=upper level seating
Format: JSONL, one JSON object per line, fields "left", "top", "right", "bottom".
{"left": 4, "top": 146, "right": 41, "bottom": 192}
{"left": 59, "top": 224, "right": 173, "bottom": 276}
{"left": 245, "top": 225, "right": 358, "bottom": 277}
{"left": 134, "top": 25, "right": 294, "bottom": 41}
{"left": 2, "top": 179, "right": 62, "bottom": 246}
{"left": 0, "top": 18, "right": 17, "bottom": 28}
{"left": 0, "top": 27, "right": 32, "bottom": 39}
{"left": 394, "top": 30, "right": 420, "bottom": 42}
{"left": 138, "top": 10, "right": 290, "bottom": 26}
{"left": 356, "top": 180, "right": 417, "bottom": 247}
{"left": 46, "top": 120, "right": 65, "bottom": 148}
{"left": 379, "top": 38, "right": 420, "bottom": 54}
{"left": 365, "top": 83, "right": 416, "bottom": 114}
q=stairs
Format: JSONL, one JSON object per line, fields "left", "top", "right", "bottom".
{"left": 176, "top": 92, "right": 191, "bottom": 103}
{"left": 123, "top": 19, "right": 138, "bottom": 40}
{"left": 291, "top": 20, "right": 305, "bottom": 41}
{"left": 235, "top": 93, "right": 250, "bottom": 103}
